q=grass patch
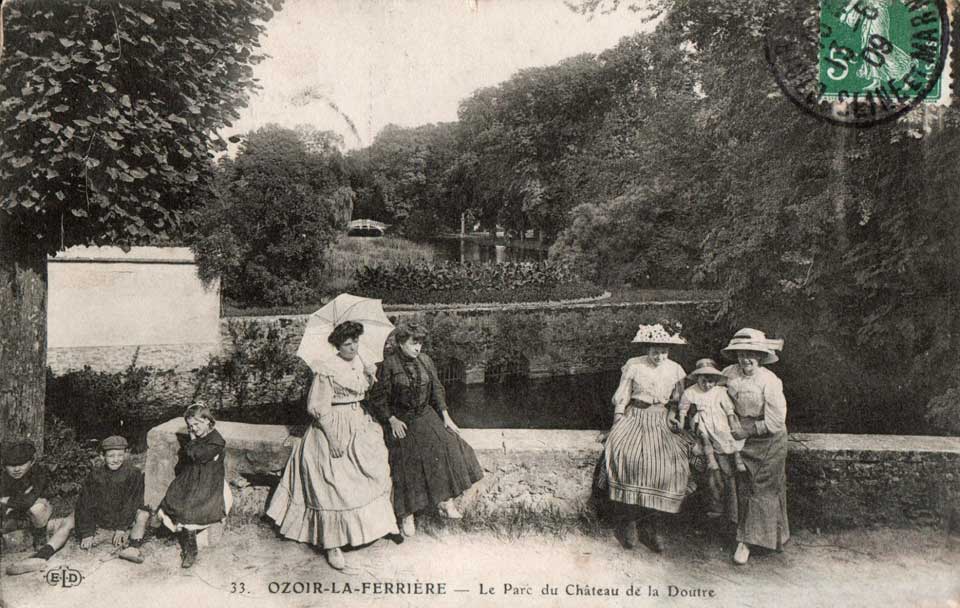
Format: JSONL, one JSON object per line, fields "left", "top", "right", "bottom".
{"left": 325, "top": 235, "right": 436, "bottom": 291}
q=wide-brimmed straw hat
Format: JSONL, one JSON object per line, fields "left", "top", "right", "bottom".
{"left": 721, "top": 328, "right": 784, "bottom": 365}
{"left": 687, "top": 358, "right": 724, "bottom": 380}
{"left": 631, "top": 322, "right": 687, "bottom": 346}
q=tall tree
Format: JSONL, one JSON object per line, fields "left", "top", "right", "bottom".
{"left": 0, "top": 0, "right": 282, "bottom": 449}
{"left": 191, "top": 124, "right": 352, "bottom": 307}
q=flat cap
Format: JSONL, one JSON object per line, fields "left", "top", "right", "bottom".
{"left": 100, "top": 436, "right": 129, "bottom": 451}
{"left": 1, "top": 442, "right": 36, "bottom": 466}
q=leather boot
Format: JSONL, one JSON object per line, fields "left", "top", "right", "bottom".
{"left": 621, "top": 520, "right": 639, "bottom": 549}
{"left": 180, "top": 530, "right": 198, "bottom": 568}
{"left": 644, "top": 516, "right": 664, "bottom": 553}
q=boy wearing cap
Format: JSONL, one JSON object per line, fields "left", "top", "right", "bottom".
{"left": 1, "top": 440, "right": 73, "bottom": 574}
{"left": 73, "top": 435, "right": 149, "bottom": 563}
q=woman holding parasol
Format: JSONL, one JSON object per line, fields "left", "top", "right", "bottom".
{"left": 266, "top": 295, "right": 398, "bottom": 571}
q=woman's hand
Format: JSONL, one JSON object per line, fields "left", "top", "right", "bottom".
{"left": 442, "top": 411, "right": 461, "bottom": 434}
{"left": 389, "top": 416, "right": 408, "bottom": 440}
{"left": 667, "top": 411, "right": 682, "bottom": 434}
{"left": 80, "top": 536, "right": 94, "bottom": 550}
{"left": 730, "top": 418, "right": 756, "bottom": 440}
{"left": 329, "top": 441, "right": 345, "bottom": 459}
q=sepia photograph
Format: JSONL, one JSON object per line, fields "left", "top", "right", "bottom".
{"left": 1, "top": 0, "right": 958, "bottom": 606}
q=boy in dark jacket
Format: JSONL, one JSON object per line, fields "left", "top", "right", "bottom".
{"left": 74, "top": 435, "right": 150, "bottom": 563}
{"left": 1, "top": 441, "right": 73, "bottom": 574}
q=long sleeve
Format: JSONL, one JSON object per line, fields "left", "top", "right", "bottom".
{"left": 366, "top": 363, "right": 393, "bottom": 423}
{"left": 117, "top": 470, "right": 145, "bottom": 528}
{"left": 74, "top": 474, "right": 99, "bottom": 538}
{"left": 7, "top": 468, "right": 49, "bottom": 512}
{"left": 422, "top": 355, "right": 448, "bottom": 415}
{"left": 678, "top": 388, "right": 693, "bottom": 417}
{"left": 186, "top": 432, "right": 225, "bottom": 464}
{"left": 756, "top": 373, "right": 787, "bottom": 435}
{"left": 611, "top": 364, "right": 634, "bottom": 415}
{"left": 308, "top": 373, "right": 335, "bottom": 422}
{"left": 719, "top": 390, "right": 736, "bottom": 417}
{"left": 669, "top": 363, "right": 686, "bottom": 406}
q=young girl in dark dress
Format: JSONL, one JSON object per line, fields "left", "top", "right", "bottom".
{"left": 157, "top": 404, "right": 232, "bottom": 568}
{"left": 368, "top": 323, "right": 483, "bottom": 537}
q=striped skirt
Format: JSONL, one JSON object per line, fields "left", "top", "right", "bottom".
{"left": 603, "top": 404, "right": 693, "bottom": 513}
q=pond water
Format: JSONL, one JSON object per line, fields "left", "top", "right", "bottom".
{"left": 428, "top": 238, "right": 546, "bottom": 264}
{"left": 117, "top": 368, "right": 881, "bottom": 453}
{"left": 446, "top": 371, "right": 619, "bottom": 430}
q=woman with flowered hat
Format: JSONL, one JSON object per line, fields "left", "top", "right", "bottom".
{"left": 601, "top": 320, "right": 692, "bottom": 553}
{"left": 720, "top": 328, "right": 789, "bottom": 565}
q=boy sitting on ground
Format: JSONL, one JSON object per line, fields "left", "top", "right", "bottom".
{"left": 74, "top": 435, "right": 150, "bottom": 564}
{"left": 1, "top": 441, "right": 73, "bottom": 574}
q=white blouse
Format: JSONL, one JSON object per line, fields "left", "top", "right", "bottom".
{"left": 722, "top": 365, "right": 787, "bottom": 435}
{"left": 310, "top": 355, "right": 372, "bottom": 422}
{"left": 612, "top": 356, "right": 686, "bottom": 415}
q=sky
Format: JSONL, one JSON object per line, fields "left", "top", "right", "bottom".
{"left": 224, "top": 0, "right": 651, "bottom": 149}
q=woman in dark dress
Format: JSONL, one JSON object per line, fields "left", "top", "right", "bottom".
{"left": 157, "top": 403, "right": 232, "bottom": 568}
{"left": 368, "top": 323, "right": 483, "bottom": 537}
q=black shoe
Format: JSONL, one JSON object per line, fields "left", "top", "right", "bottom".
{"left": 643, "top": 521, "right": 664, "bottom": 553}
{"left": 179, "top": 530, "right": 198, "bottom": 569}
{"left": 31, "top": 527, "right": 48, "bottom": 551}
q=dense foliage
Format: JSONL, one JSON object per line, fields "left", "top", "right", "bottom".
{"left": 0, "top": 0, "right": 282, "bottom": 448}
{"left": 190, "top": 125, "right": 353, "bottom": 307}
{"left": 0, "top": 0, "right": 282, "bottom": 248}
{"left": 340, "top": 0, "right": 960, "bottom": 432}
{"left": 354, "top": 261, "right": 601, "bottom": 305}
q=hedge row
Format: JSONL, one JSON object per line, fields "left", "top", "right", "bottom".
{"left": 355, "top": 261, "right": 602, "bottom": 303}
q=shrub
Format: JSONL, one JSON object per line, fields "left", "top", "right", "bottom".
{"left": 40, "top": 415, "right": 99, "bottom": 497}
{"left": 355, "top": 260, "right": 602, "bottom": 304}
{"left": 193, "top": 319, "right": 310, "bottom": 411}
{"left": 45, "top": 353, "right": 159, "bottom": 439}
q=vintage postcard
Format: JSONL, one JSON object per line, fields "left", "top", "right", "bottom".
{"left": 1, "top": 0, "right": 958, "bottom": 607}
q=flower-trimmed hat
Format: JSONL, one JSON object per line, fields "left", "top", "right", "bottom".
{"left": 721, "top": 328, "right": 784, "bottom": 365}
{"left": 631, "top": 321, "right": 687, "bottom": 346}
{"left": 687, "top": 358, "right": 725, "bottom": 380}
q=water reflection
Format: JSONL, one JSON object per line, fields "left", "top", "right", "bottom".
{"left": 446, "top": 371, "right": 618, "bottom": 430}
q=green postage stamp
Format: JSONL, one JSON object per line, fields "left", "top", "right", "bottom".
{"left": 768, "top": 0, "right": 949, "bottom": 126}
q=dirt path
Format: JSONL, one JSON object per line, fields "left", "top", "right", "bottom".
{"left": 2, "top": 524, "right": 957, "bottom": 608}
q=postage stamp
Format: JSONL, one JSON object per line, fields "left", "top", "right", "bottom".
{"left": 766, "top": 0, "right": 949, "bottom": 127}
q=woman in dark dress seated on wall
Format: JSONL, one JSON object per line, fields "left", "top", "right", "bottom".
{"left": 368, "top": 322, "right": 484, "bottom": 538}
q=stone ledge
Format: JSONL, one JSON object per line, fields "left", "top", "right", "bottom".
{"left": 144, "top": 420, "right": 960, "bottom": 529}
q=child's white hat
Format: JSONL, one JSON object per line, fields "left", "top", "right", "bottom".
{"left": 687, "top": 358, "right": 725, "bottom": 379}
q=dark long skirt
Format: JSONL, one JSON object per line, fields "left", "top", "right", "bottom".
{"left": 387, "top": 407, "right": 484, "bottom": 518}
{"left": 728, "top": 431, "right": 790, "bottom": 550}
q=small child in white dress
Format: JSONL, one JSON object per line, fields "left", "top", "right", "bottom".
{"left": 678, "top": 359, "right": 746, "bottom": 474}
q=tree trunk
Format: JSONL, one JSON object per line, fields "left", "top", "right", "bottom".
{"left": 0, "top": 217, "right": 47, "bottom": 453}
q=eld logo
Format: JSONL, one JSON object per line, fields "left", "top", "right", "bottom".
{"left": 45, "top": 567, "right": 83, "bottom": 588}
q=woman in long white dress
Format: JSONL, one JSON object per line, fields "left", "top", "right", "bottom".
{"left": 266, "top": 321, "right": 398, "bottom": 570}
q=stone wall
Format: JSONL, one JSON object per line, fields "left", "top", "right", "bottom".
{"left": 47, "top": 246, "right": 221, "bottom": 374}
{"left": 48, "top": 300, "right": 717, "bottom": 417}
{"left": 145, "top": 421, "right": 960, "bottom": 530}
